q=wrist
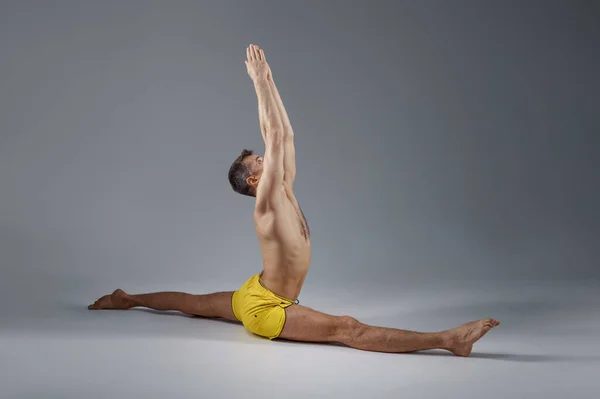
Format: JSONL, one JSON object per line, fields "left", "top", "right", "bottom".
{"left": 253, "top": 76, "right": 269, "bottom": 85}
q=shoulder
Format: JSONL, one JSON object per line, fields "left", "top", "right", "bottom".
{"left": 255, "top": 184, "right": 287, "bottom": 212}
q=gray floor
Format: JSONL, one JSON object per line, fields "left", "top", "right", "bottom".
{"left": 1, "top": 278, "right": 599, "bottom": 399}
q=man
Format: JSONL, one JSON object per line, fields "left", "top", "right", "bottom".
{"left": 89, "top": 44, "right": 499, "bottom": 356}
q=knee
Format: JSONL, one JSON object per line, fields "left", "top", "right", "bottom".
{"left": 336, "top": 316, "right": 365, "bottom": 343}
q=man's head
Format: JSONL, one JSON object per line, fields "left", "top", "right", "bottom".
{"left": 227, "top": 149, "right": 264, "bottom": 197}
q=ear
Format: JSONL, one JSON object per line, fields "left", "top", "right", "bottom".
{"left": 246, "top": 175, "right": 259, "bottom": 187}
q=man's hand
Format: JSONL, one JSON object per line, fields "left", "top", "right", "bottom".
{"left": 246, "top": 44, "right": 271, "bottom": 82}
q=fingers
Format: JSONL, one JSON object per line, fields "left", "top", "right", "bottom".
{"left": 254, "top": 45, "right": 260, "bottom": 60}
{"left": 246, "top": 44, "right": 265, "bottom": 61}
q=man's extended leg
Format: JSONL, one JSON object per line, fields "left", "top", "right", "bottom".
{"left": 88, "top": 289, "right": 239, "bottom": 321}
{"left": 279, "top": 305, "right": 499, "bottom": 356}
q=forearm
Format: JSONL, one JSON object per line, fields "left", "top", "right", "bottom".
{"left": 253, "top": 77, "right": 284, "bottom": 142}
{"left": 268, "top": 74, "right": 296, "bottom": 184}
{"left": 269, "top": 77, "right": 294, "bottom": 137}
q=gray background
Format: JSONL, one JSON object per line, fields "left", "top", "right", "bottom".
{"left": 0, "top": 1, "right": 599, "bottom": 398}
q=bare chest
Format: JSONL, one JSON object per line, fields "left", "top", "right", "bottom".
{"left": 255, "top": 199, "right": 310, "bottom": 246}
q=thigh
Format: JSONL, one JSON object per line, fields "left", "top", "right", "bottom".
{"left": 278, "top": 305, "right": 345, "bottom": 342}
{"left": 198, "top": 291, "right": 238, "bottom": 322}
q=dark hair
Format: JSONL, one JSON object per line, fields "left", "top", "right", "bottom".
{"left": 228, "top": 149, "right": 256, "bottom": 197}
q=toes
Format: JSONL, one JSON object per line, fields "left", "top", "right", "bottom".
{"left": 484, "top": 318, "right": 499, "bottom": 327}
{"left": 486, "top": 318, "right": 500, "bottom": 327}
{"left": 481, "top": 321, "right": 494, "bottom": 330}
{"left": 480, "top": 318, "right": 500, "bottom": 331}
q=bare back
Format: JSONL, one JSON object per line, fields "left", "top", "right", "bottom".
{"left": 255, "top": 183, "right": 311, "bottom": 300}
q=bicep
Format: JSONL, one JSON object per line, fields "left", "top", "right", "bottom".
{"left": 283, "top": 136, "right": 296, "bottom": 185}
{"left": 256, "top": 136, "right": 285, "bottom": 210}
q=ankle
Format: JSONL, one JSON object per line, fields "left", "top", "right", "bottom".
{"left": 127, "top": 294, "right": 143, "bottom": 308}
{"left": 437, "top": 331, "right": 453, "bottom": 350}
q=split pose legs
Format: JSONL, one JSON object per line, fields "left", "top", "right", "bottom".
{"left": 89, "top": 289, "right": 499, "bottom": 356}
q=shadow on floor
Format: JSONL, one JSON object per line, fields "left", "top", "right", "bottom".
{"left": 130, "top": 307, "right": 241, "bottom": 325}
{"left": 407, "top": 350, "right": 600, "bottom": 363}
{"left": 0, "top": 302, "right": 257, "bottom": 344}
{"left": 274, "top": 338, "right": 600, "bottom": 363}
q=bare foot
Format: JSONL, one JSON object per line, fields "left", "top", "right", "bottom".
{"left": 445, "top": 318, "right": 500, "bottom": 357}
{"left": 88, "top": 289, "right": 134, "bottom": 310}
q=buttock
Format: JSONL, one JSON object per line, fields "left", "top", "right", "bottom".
{"left": 231, "top": 274, "right": 298, "bottom": 339}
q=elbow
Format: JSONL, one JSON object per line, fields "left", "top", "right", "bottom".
{"left": 264, "top": 127, "right": 284, "bottom": 144}
{"left": 265, "top": 112, "right": 284, "bottom": 134}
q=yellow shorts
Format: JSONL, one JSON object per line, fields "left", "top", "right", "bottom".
{"left": 231, "top": 274, "right": 298, "bottom": 339}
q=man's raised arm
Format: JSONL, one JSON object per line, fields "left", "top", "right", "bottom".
{"left": 268, "top": 72, "right": 296, "bottom": 186}
{"left": 246, "top": 45, "right": 285, "bottom": 209}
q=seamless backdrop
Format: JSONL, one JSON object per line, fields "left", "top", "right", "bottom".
{"left": 0, "top": 0, "right": 598, "bottom": 316}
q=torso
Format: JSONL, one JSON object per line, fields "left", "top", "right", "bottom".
{"left": 254, "top": 183, "right": 311, "bottom": 300}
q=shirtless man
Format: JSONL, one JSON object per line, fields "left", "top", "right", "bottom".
{"left": 89, "top": 44, "right": 499, "bottom": 356}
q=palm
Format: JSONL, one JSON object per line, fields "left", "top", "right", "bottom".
{"left": 246, "top": 44, "right": 270, "bottom": 81}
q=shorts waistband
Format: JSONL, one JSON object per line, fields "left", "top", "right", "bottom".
{"left": 257, "top": 275, "right": 300, "bottom": 305}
